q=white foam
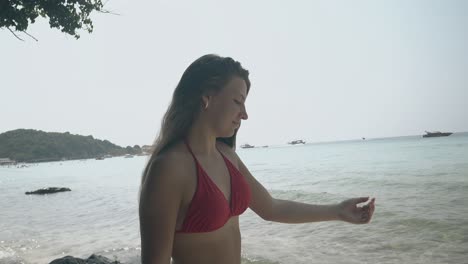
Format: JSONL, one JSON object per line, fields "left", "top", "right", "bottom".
{"left": 0, "top": 245, "right": 15, "bottom": 259}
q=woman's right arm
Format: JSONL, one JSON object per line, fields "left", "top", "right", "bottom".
{"left": 139, "top": 155, "right": 184, "bottom": 264}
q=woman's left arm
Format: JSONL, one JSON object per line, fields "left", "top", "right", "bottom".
{"left": 235, "top": 153, "right": 375, "bottom": 224}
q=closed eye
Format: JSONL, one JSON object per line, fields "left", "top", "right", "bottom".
{"left": 233, "top": 99, "right": 242, "bottom": 105}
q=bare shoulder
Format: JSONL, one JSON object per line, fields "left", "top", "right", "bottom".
{"left": 141, "top": 142, "right": 193, "bottom": 193}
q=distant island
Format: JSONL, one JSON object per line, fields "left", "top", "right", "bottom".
{"left": 0, "top": 129, "right": 149, "bottom": 163}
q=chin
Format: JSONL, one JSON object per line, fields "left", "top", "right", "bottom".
{"left": 218, "top": 128, "right": 236, "bottom": 138}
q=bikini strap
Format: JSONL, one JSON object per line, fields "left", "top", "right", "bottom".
{"left": 184, "top": 139, "right": 200, "bottom": 164}
{"left": 184, "top": 139, "right": 228, "bottom": 166}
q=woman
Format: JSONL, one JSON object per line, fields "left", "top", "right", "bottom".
{"left": 139, "top": 54, "right": 376, "bottom": 264}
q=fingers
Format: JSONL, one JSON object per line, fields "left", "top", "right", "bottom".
{"left": 369, "top": 198, "right": 376, "bottom": 218}
{"left": 352, "top": 197, "right": 370, "bottom": 206}
{"left": 359, "top": 211, "right": 370, "bottom": 224}
{"left": 342, "top": 196, "right": 376, "bottom": 224}
{"left": 363, "top": 198, "right": 376, "bottom": 224}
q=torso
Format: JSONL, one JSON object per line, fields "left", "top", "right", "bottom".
{"left": 168, "top": 141, "right": 244, "bottom": 264}
{"left": 172, "top": 217, "right": 241, "bottom": 264}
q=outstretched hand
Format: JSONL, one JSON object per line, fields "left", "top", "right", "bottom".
{"left": 338, "top": 197, "right": 375, "bottom": 224}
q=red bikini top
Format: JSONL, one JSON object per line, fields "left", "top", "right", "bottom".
{"left": 176, "top": 141, "right": 252, "bottom": 233}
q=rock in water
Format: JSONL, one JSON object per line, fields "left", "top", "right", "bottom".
{"left": 25, "top": 187, "right": 71, "bottom": 195}
{"left": 49, "top": 256, "right": 86, "bottom": 264}
{"left": 49, "top": 254, "right": 121, "bottom": 264}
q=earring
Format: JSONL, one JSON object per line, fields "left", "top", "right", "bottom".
{"left": 204, "top": 101, "right": 209, "bottom": 110}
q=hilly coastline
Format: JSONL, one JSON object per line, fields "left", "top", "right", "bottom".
{"left": 0, "top": 129, "right": 143, "bottom": 163}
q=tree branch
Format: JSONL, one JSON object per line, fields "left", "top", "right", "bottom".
{"left": 22, "top": 30, "right": 39, "bottom": 41}
{"left": 99, "top": 9, "right": 121, "bottom": 16}
{"left": 7, "top": 27, "right": 24, "bottom": 41}
{"left": 101, "top": 0, "right": 121, "bottom": 16}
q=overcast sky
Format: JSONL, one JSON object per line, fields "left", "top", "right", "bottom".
{"left": 1, "top": 0, "right": 467, "bottom": 147}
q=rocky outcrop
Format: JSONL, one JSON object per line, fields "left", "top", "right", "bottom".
{"left": 25, "top": 187, "right": 71, "bottom": 195}
{"left": 49, "top": 254, "right": 121, "bottom": 264}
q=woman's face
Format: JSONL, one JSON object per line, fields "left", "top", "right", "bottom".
{"left": 205, "top": 76, "right": 249, "bottom": 137}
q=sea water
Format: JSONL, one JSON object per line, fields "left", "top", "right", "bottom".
{"left": 1, "top": 133, "right": 467, "bottom": 264}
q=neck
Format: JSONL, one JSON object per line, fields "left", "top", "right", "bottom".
{"left": 186, "top": 119, "right": 218, "bottom": 156}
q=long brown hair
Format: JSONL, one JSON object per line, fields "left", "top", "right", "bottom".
{"left": 140, "top": 54, "right": 250, "bottom": 187}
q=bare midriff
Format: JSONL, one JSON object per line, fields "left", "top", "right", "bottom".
{"left": 172, "top": 217, "right": 241, "bottom": 264}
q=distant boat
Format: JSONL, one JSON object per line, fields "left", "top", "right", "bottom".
{"left": 288, "top": 139, "right": 306, "bottom": 145}
{"left": 240, "top": 144, "right": 255, "bottom": 149}
{"left": 124, "top": 154, "right": 134, "bottom": 158}
{"left": 423, "top": 131, "right": 453, "bottom": 138}
{"left": 95, "top": 156, "right": 105, "bottom": 160}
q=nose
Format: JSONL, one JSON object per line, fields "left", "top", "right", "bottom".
{"left": 241, "top": 105, "right": 248, "bottom": 120}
